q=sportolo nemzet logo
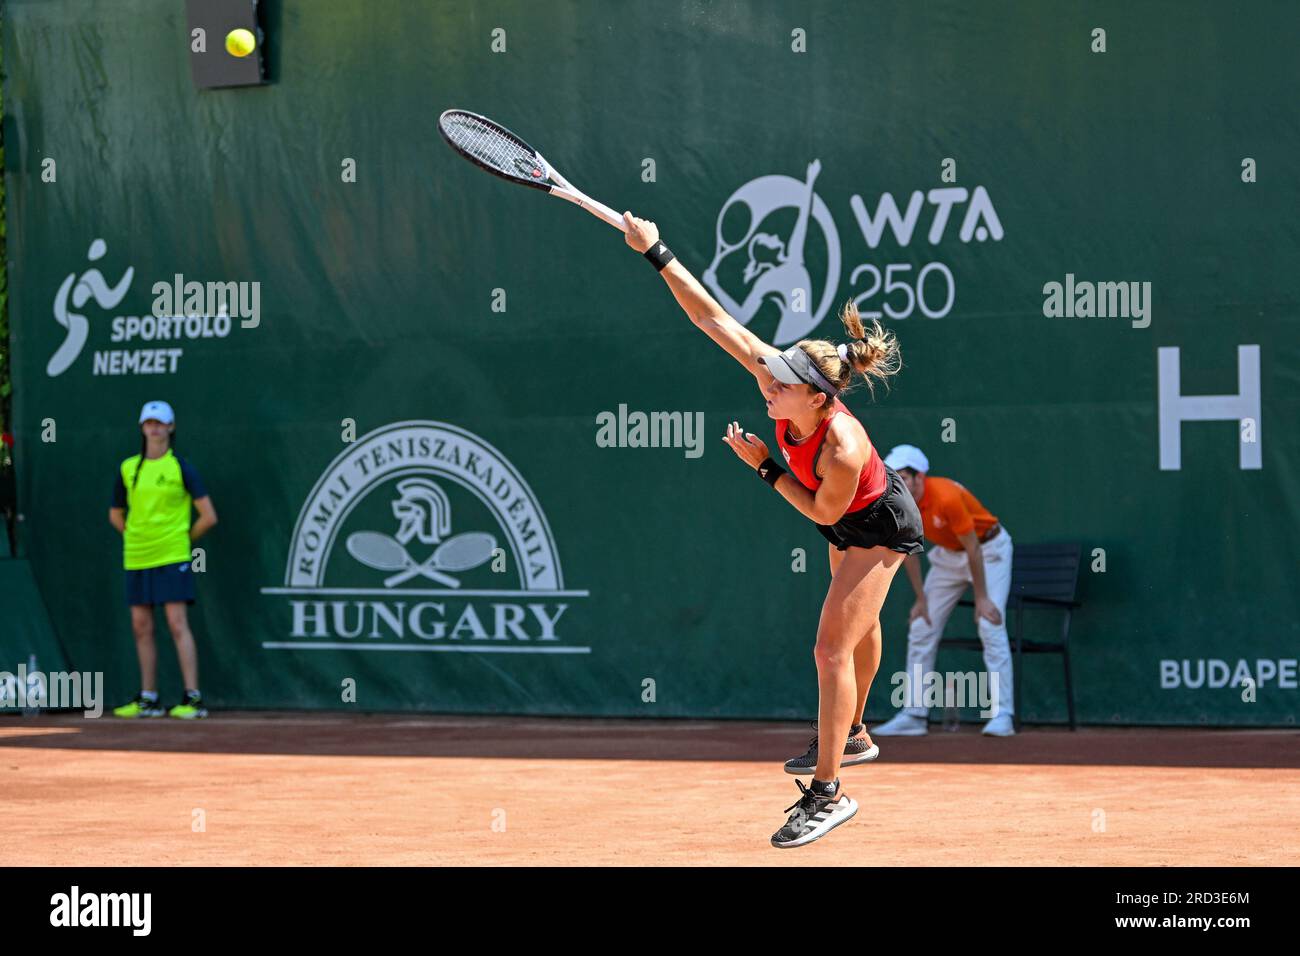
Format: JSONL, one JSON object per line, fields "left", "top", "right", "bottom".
{"left": 702, "top": 160, "right": 1003, "bottom": 345}
{"left": 259, "top": 421, "right": 589, "bottom": 654}
{"left": 47, "top": 238, "right": 256, "bottom": 378}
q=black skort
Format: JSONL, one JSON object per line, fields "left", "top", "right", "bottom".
{"left": 815, "top": 463, "right": 925, "bottom": 555}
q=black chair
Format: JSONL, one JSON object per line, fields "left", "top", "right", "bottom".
{"left": 938, "top": 542, "right": 1083, "bottom": 730}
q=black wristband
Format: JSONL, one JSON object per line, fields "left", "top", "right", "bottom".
{"left": 644, "top": 240, "right": 676, "bottom": 271}
{"left": 757, "top": 457, "right": 785, "bottom": 488}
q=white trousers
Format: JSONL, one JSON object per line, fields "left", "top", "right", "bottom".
{"left": 902, "top": 530, "right": 1015, "bottom": 718}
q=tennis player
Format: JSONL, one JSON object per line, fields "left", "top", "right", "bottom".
{"left": 623, "top": 211, "right": 923, "bottom": 848}
{"left": 109, "top": 401, "right": 217, "bottom": 719}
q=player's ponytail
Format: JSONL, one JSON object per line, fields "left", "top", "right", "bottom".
{"left": 799, "top": 301, "right": 902, "bottom": 401}
{"left": 837, "top": 300, "right": 901, "bottom": 397}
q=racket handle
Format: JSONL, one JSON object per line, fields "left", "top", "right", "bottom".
{"left": 554, "top": 188, "right": 628, "bottom": 232}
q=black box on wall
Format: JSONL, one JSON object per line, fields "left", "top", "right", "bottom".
{"left": 186, "top": 0, "right": 266, "bottom": 89}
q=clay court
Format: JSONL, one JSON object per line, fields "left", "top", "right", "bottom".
{"left": 5, "top": 714, "right": 1297, "bottom": 866}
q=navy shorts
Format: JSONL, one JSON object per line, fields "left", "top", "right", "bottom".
{"left": 125, "top": 561, "right": 196, "bottom": 607}
{"left": 815, "top": 464, "right": 925, "bottom": 555}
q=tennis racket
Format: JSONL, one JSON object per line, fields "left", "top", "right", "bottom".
{"left": 438, "top": 109, "right": 627, "bottom": 232}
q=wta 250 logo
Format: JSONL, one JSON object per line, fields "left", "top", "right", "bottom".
{"left": 702, "top": 161, "right": 1004, "bottom": 345}
{"left": 259, "top": 421, "right": 590, "bottom": 654}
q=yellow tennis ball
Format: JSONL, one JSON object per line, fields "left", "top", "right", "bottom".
{"left": 225, "top": 28, "right": 257, "bottom": 58}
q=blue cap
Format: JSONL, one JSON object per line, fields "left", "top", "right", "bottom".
{"left": 139, "top": 400, "right": 175, "bottom": 424}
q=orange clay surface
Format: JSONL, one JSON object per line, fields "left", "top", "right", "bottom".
{"left": 4, "top": 713, "right": 1298, "bottom": 866}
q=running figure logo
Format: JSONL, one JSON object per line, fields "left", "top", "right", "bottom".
{"left": 47, "top": 239, "right": 134, "bottom": 376}
{"left": 345, "top": 477, "right": 497, "bottom": 588}
{"left": 703, "top": 160, "right": 841, "bottom": 346}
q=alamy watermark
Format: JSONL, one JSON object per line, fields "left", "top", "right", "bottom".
{"left": 0, "top": 664, "right": 104, "bottom": 717}
{"left": 595, "top": 405, "right": 705, "bottom": 459}
{"left": 890, "top": 666, "right": 1000, "bottom": 718}
{"left": 49, "top": 886, "right": 151, "bottom": 936}
{"left": 152, "top": 274, "right": 260, "bottom": 327}
{"left": 1042, "top": 273, "right": 1151, "bottom": 328}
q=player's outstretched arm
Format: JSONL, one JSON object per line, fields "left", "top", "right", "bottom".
{"left": 623, "top": 211, "right": 778, "bottom": 381}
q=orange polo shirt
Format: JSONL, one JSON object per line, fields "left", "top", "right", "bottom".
{"left": 917, "top": 476, "right": 998, "bottom": 551}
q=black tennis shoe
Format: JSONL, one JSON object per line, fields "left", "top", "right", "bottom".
{"left": 783, "top": 720, "right": 880, "bottom": 775}
{"left": 770, "top": 779, "right": 859, "bottom": 849}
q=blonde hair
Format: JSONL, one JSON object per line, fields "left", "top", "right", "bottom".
{"left": 798, "top": 301, "right": 902, "bottom": 400}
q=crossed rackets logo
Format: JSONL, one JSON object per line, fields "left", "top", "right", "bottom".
{"left": 345, "top": 477, "right": 496, "bottom": 588}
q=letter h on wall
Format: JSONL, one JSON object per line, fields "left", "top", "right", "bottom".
{"left": 1157, "top": 346, "right": 1261, "bottom": 470}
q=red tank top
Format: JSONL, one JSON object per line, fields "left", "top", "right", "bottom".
{"left": 775, "top": 399, "right": 887, "bottom": 513}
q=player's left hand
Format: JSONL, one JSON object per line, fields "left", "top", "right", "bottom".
{"left": 975, "top": 596, "right": 1003, "bottom": 627}
{"left": 722, "top": 421, "right": 771, "bottom": 470}
{"left": 623, "top": 212, "right": 660, "bottom": 254}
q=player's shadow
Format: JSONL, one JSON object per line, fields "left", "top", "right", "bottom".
{"left": 2, "top": 713, "right": 1297, "bottom": 769}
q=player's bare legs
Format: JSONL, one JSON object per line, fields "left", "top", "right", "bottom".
{"left": 784, "top": 547, "right": 879, "bottom": 775}
{"left": 813, "top": 546, "right": 903, "bottom": 782}
{"left": 830, "top": 543, "right": 880, "bottom": 745}
{"left": 773, "top": 546, "right": 904, "bottom": 847}
{"left": 852, "top": 619, "right": 883, "bottom": 741}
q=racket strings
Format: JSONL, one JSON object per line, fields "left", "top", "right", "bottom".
{"left": 442, "top": 114, "right": 541, "bottom": 180}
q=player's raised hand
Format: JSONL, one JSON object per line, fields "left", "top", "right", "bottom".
{"left": 623, "top": 212, "right": 660, "bottom": 254}
{"left": 722, "top": 421, "right": 770, "bottom": 470}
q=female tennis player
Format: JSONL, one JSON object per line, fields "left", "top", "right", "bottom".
{"left": 109, "top": 400, "right": 218, "bottom": 719}
{"left": 623, "top": 211, "right": 923, "bottom": 848}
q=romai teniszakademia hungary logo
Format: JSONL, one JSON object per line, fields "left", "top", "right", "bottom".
{"left": 259, "top": 421, "right": 589, "bottom": 653}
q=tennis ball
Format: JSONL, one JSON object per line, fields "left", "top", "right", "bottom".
{"left": 225, "top": 28, "right": 257, "bottom": 58}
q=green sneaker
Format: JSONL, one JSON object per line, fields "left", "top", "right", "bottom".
{"left": 168, "top": 693, "right": 209, "bottom": 719}
{"left": 113, "top": 694, "right": 166, "bottom": 718}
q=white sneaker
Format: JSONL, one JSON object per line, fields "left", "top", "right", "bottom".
{"left": 871, "top": 712, "right": 929, "bottom": 736}
{"left": 981, "top": 714, "right": 1016, "bottom": 736}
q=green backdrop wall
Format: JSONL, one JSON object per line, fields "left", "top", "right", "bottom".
{"left": 4, "top": 0, "right": 1298, "bottom": 724}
